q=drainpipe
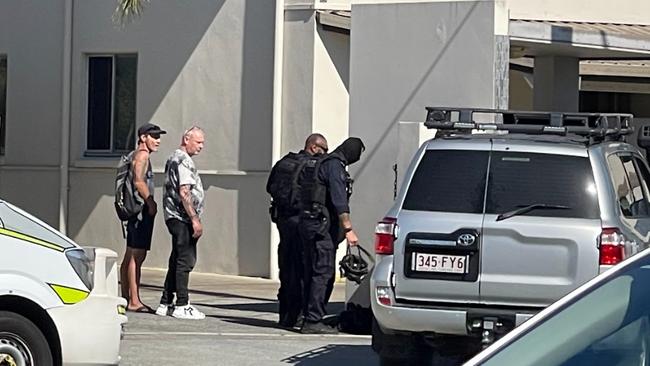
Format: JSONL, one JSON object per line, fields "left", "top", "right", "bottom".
{"left": 270, "top": 0, "right": 285, "bottom": 280}
{"left": 59, "top": 0, "right": 72, "bottom": 234}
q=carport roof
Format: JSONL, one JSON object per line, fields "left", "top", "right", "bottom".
{"left": 317, "top": 12, "right": 650, "bottom": 58}
{"left": 510, "top": 19, "right": 650, "bottom": 58}
{"left": 317, "top": 10, "right": 351, "bottom": 32}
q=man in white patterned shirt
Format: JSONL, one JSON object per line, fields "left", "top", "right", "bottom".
{"left": 155, "top": 126, "right": 206, "bottom": 320}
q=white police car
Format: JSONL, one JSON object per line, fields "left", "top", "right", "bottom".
{"left": 0, "top": 199, "right": 127, "bottom": 365}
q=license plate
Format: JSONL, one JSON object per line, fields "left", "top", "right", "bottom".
{"left": 411, "top": 253, "right": 468, "bottom": 274}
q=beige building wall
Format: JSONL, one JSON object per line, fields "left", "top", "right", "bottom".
{"left": 69, "top": 0, "right": 276, "bottom": 277}
{"left": 0, "top": 0, "right": 350, "bottom": 278}
{"left": 0, "top": 0, "right": 277, "bottom": 277}
{"left": 0, "top": 1, "right": 64, "bottom": 223}
{"left": 2, "top": 0, "right": 649, "bottom": 282}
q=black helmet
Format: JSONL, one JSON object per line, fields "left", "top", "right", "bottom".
{"left": 339, "top": 245, "right": 373, "bottom": 284}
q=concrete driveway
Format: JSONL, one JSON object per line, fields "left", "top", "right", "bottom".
{"left": 120, "top": 269, "right": 377, "bottom": 366}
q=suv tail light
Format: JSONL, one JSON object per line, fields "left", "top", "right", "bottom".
{"left": 600, "top": 228, "right": 625, "bottom": 265}
{"left": 375, "top": 217, "right": 397, "bottom": 255}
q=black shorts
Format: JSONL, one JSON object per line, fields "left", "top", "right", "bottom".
{"left": 126, "top": 206, "right": 155, "bottom": 251}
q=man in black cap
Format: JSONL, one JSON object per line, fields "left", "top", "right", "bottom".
{"left": 299, "top": 137, "right": 365, "bottom": 334}
{"left": 120, "top": 122, "right": 166, "bottom": 313}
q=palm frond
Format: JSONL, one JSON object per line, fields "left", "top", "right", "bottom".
{"left": 113, "top": 0, "right": 149, "bottom": 25}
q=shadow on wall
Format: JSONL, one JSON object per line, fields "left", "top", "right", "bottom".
{"left": 69, "top": 0, "right": 229, "bottom": 241}
{"left": 317, "top": 26, "right": 350, "bottom": 93}
{"left": 206, "top": 173, "right": 271, "bottom": 277}
{"left": 68, "top": 169, "right": 271, "bottom": 277}
{"left": 239, "top": 0, "right": 275, "bottom": 172}
{"left": 351, "top": 1, "right": 481, "bottom": 181}
{"left": 69, "top": 1, "right": 277, "bottom": 276}
{"left": 119, "top": 0, "right": 228, "bottom": 130}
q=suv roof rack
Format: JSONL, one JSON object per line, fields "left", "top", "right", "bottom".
{"left": 424, "top": 107, "right": 634, "bottom": 143}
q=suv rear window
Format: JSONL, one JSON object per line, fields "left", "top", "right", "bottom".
{"left": 486, "top": 152, "right": 599, "bottom": 219}
{"left": 403, "top": 150, "right": 489, "bottom": 213}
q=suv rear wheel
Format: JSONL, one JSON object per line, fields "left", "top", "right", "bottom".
{"left": 0, "top": 311, "right": 53, "bottom": 366}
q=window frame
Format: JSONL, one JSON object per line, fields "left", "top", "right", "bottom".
{"left": 84, "top": 53, "right": 137, "bottom": 157}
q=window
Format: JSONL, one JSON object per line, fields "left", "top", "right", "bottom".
{"left": 486, "top": 152, "right": 600, "bottom": 219}
{"left": 86, "top": 54, "right": 137, "bottom": 154}
{"left": 402, "top": 150, "right": 489, "bottom": 213}
{"left": 0, "top": 56, "right": 6, "bottom": 155}
{"left": 608, "top": 154, "right": 650, "bottom": 217}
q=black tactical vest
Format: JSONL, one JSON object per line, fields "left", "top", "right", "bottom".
{"left": 298, "top": 154, "right": 330, "bottom": 217}
{"left": 266, "top": 152, "right": 310, "bottom": 216}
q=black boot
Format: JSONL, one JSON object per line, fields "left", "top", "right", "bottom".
{"left": 300, "top": 321, "right": 338, "bottom": 334}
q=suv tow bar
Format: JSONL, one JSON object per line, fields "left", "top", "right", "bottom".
{"left": 467, "top": 312, "right": 516, "bottom": 348}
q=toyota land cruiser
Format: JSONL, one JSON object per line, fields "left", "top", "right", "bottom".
{"left": 371, "top": 107, "right": 650, "bottom": 365}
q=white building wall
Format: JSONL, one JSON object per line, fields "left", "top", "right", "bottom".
{"left": 347, "top": 0, "right": 503, "bottom": 304}
{"left": 282, "top": 10, "right": 317, "bottom": 151}
{"left": 0, "top": 1, "right": 64, "bottom": 224}
{"left": 313, "top": 27, "right": 350, "bottom": 148}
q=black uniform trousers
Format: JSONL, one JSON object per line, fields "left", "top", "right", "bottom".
{"left": 276, "top": 215, "right": 304, "bottom": 326}
{"left": 300, "top": 216, "right": 337, "bottom": 323}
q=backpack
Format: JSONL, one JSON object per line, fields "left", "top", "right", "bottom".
{"left": 266, "top": 152, "right": 311, "bottom": 216}
{"left": 114, "top": 151, "right": 144, "bottom": 221}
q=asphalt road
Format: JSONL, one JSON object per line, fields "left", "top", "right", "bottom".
{"left": 120, "top": 269, "right": 378, "bottom": 366}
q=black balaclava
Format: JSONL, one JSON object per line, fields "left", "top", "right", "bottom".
{"left": 331, "top": 137, "right": 365, "bottom": 165}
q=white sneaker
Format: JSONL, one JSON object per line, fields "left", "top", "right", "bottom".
{"left": 155, "top": 304, "right": 171, "bottom": 317}
{"left": 171, "top": 304, "right": 205, "bottom": 320}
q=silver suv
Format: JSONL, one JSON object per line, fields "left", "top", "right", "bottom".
{"left": 370, "top": 107, "right": 650, "bottom": 365}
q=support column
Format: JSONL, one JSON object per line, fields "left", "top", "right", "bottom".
{"left": 533, "top": 56, "right": 579, "bottom": 112}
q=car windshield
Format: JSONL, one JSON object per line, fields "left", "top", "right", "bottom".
{"left": 480, "top": 251, "right": 650, "bottom": 366}
{"left": 0, "top": 201, "right": 76, "bottom": 249}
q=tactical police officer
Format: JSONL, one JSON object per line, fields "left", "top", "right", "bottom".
{"left": 266, "top": 133, "right": 329, "bottom": 328}
{"left": 299, "top": 137, "right": 365, "bottom": 334}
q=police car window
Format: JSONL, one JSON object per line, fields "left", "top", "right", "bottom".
{"left": 402, "top": 150, "right": 488, "bottom": 213}
{"left": 486, "top": 152, "right": 599, "bottom": 219}
{"left": 481, "top": 258, "right": 650, "bottom": 366}
{"left": 0, "top": 202, "right": 75, "bottom": 249}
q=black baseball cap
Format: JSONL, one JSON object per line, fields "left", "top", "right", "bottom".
{"left": 137, "top": 123, "right": 167, "bottom": 137}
